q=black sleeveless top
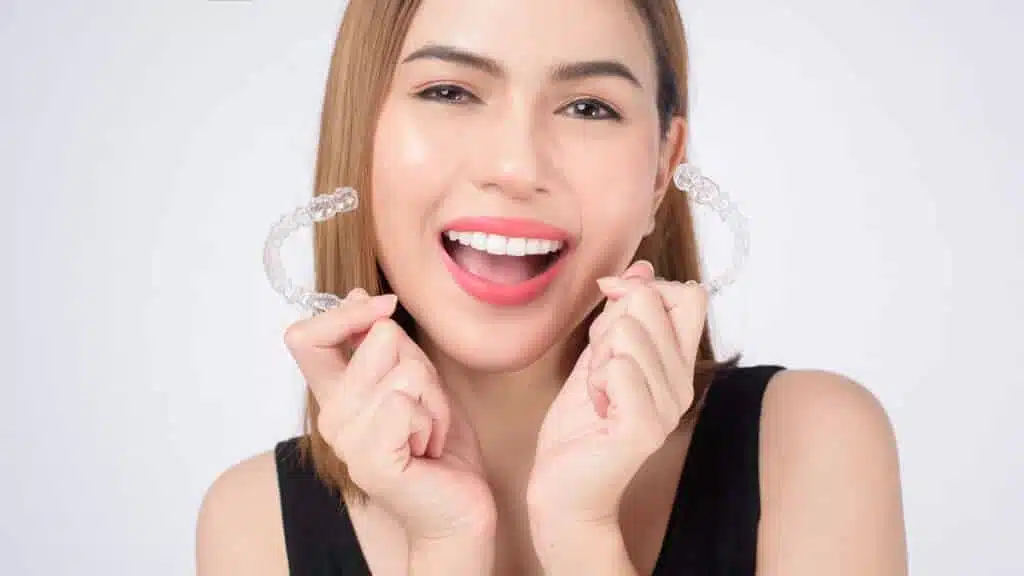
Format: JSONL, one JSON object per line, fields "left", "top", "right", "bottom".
{"left": 275, "top": 364, "right": 786, "bottom": 575}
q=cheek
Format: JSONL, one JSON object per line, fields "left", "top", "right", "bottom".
{"left": 570, "top": 138, "right": 659, "bottom": 268}
{"left": 373, "top": 99, "right": 473, "bottom": 185}
{"left": 370, "top": 103, "right": 460, "bottom": 251}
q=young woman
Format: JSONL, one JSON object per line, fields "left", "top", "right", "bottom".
{"left": 197, "top": 1, "right": 908, "bottom": 574}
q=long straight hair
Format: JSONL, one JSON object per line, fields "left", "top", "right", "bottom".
{"left": 301, "top": 0, "right": 740, "bottom": 501}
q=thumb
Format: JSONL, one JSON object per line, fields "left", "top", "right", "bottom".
{"left": 596, "top": 260, "right": 655, "bottom": 299}
{"left": 622, "top": 260, "right": 655, "bottom": 281}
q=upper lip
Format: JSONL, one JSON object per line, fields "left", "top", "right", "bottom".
{"left": 441, "top": 217, "right": 572, "bottom": 244}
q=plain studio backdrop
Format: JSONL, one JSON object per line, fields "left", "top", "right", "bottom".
{"left": 1, "top": 0, "right": 1020, "bottom": 574}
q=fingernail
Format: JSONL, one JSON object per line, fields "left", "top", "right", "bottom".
{"left": 623, "top": 260, "right": 655, "bottom": 280}
{"left": 597, "top": 276, "right": 628, "bottom": 293}
{"left": 348, "top": 287, "right": 369, "bottom": 300}
{"left": 372, "top": 293, "right": 398, "bottom": 311}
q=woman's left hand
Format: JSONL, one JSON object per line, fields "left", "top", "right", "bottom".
{"left": 527, "top": 260, "right": 708, "bottom": 565}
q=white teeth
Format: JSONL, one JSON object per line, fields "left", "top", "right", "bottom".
{"left": 444, "top": 231, "right": 563, "bottom": 257}
{"left": 506, "top": 237, "right": 526, "bottom": 256}
{"left": 486, "top": 234, "right": 506, "bottom": 255}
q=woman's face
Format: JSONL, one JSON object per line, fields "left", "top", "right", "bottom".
{"left": 372, "top": 0, "right": 683, "bottom": 371}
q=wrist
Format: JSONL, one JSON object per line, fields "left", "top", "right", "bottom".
{"left": 408, "top": 527, "right": 495, "bottom": 576}
{"left": 531, "top": 521, "right": 637, "bottom": 576}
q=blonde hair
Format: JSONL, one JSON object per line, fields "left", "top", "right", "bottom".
{"left": 300, "top": 0, "right": 740, "bottom": 501}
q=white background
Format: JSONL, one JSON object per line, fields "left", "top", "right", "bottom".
{"left": 1, "top": 0, "right": 1020, "bottom": 574}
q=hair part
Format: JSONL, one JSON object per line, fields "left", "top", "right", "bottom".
{"left": 300, "top": 0, "right": 740, "bottom": 502}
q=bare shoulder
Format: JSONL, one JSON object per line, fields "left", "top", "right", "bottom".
{"left": 758, "top": 369, "right": 908, "bottom": 575}
{"left": 196, "top": 450, "right": 289, "bottom": 576}
{"left": 762, "top": 368, "right": 898, "bottom": 444}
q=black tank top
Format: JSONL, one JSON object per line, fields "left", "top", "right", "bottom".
{"left": 275, "top": 364, "right": 786, "bottom": 575}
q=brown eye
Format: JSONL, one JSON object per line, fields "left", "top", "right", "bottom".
{"left": 416, "top": 84, "right": 480, "bottom": 104}
{"left": 562, "top": 98, "right": 621, "bottom": 120}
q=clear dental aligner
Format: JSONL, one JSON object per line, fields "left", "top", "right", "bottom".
{"left": 262, "top": 186, "right": 358, "bottom": 316}
{"left": 264, "top": 166, "right": 749, "bottom": 316}
{"left": 671, "top": 164, "right": 750, "bottom": 299}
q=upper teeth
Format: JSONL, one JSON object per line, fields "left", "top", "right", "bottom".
{"left": 445, "top": 231, "right": 564, "bottom": 256}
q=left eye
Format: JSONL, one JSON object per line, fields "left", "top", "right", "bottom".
{"left": 562, "top": 99, "right": 621, "bottom": 120}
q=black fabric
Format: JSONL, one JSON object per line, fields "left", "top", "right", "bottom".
{"left": 652, "top": 364, "right": 786, "bottom": 575}
{"left": 275, "top": 364, "right": 786, "bottom": 575}
{"left": 275, "top": 440, "right": 370, "bottom": 575}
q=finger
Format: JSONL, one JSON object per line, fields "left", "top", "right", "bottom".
{"left": 618, "top": 284, "right": 690, "bottom": 410}
{"left": 595, "top": 260, "right": 656, "bottom": 299}
{"left": 371, "top": 361, "right": 431, "bottom": 457}
{"left": 590, "top": 276, "right": 648, "bottom": 340}
{"left": 594, "top": 355, "right": 665, "bottom": 459}
{"left": 330, "top": 318, "right": 403, "bottom": 409}
{"left": 284, "top": 292, "right": 398, "bottom": 385}
{"left": 594, "top": 315, "right": 678, "bottom": 424}
{"left": 377, "top": 350, "right": 451, "bottom": 459}
{"left": 623, "top": 259, "right": 655, "bottom": 280}
{"left": 346, "top": 288, "right": 373, "bottom": 348}
{"left": 590, "top": 282, "right": 693, "bottom": 421}
{"left": 382, "top": 328, "right": 452, "bottom": 459}
{"left": 650, "top": 280, "right": 708, "bottom": 370}
{"left": 350, "top": 389, "right": 433, "bottom": 489}
{"left": 584, "top": 342, "right": 611, "bottom": 417}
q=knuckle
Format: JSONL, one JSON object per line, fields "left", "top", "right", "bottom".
{"left": 407, "top": 357, "right": 433, "bottom": 384}
{"left": 630, "top": 283, "right": 661, "bottom": 307}
{"left": 368, "top": 318, "right": 402, "bottom": 345}
{"left": 608, "top": 315, "right": 642, "bottom": 343}
{"left": 282, "top": 322, "right": 310, "bottom": 350}
{"left": 380, "top": 388, "right": 413, "bottom": 417}
{"left": 612, "top": 353, "right": 643, "bottom": 380}
{"left": 316, "top": 411, "right": 345, "bottom": 457}
{"left": 387, "top": 363, "right": 416, "bottom": 394}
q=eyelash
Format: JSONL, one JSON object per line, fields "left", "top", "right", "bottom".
{"left": 415, "top": 84, "right": 622, "bottom": 121}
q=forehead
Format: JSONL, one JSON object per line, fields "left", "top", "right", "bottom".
{"left": 400, "top": 0, "right": 657, "bottom": 86}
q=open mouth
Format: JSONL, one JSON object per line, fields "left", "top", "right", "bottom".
{"left": 441, "top": 230, "right": 566, "bottom": 285}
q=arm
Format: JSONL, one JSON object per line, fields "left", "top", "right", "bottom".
{"left": 196, "top": 452, "right": 289, "bottom": 576}
{"left": 530, "top": 521, "right": 638, "bottom": 576}
{"left": 757, "top": 369, "right": 908, "bottom": 575}
{"left": 408, "top": 528, "right": 496, "bottom": 576}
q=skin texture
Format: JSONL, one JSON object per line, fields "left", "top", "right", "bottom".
{"left": 196, "top": 0, "right": 908, "bottom": 574}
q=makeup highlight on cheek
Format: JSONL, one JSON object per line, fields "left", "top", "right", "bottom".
{"left": 385, "top": 105, "right": 442, "bottom": 167}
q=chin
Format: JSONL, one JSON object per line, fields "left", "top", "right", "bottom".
{"left": 443, "top": 324, "right": 562, "bottom": 373}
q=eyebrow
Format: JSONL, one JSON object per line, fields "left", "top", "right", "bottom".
{"left": 400, "top": 44, "right": 643, "bottom": 89}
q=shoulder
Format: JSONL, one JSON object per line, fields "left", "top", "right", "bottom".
{"left": 762, "top": 367, "right": 894, "bottom": 430}
{"left": 760, "top": 368, "right": 898, "bottom": 454}
{"left": 757, "top": 369, "right": 908, "bottom": 574}
{"left": 196, "top": 447, "right": 289, "bottom": 576}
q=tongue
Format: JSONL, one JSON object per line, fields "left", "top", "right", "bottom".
{"left": 451, "top": 244, "right": 549, "bottom": 285}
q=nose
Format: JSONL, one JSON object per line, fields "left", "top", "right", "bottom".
{"left": 470, "top": 101, "right": 552, "bottom": 199}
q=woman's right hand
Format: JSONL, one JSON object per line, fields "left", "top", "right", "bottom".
{"left": 283, "top": 289, "right": 496, "bottom": 560}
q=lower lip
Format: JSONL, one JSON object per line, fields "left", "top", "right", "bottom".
{"left": 439, "top": 241, "right": 568, "bottom": 306}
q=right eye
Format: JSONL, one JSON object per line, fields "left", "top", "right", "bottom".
{"left": 415, "top": 84, "right": 480, "bottom": 105}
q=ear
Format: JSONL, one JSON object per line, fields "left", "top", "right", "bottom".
{"left": 652, "top": 116, "right": 688, "bottom": 218}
